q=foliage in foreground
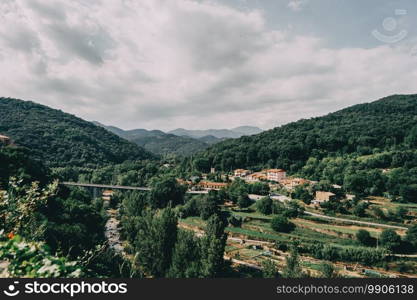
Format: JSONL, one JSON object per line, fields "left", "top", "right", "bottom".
{"left": 0, "top": 233, "right": 83, "bottom": 278}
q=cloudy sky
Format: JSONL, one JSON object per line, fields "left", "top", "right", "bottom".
{"left": 1, "top": 0, "right": 417, "bottom": 131}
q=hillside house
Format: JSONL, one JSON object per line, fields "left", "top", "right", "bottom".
{"left": 198, "top": 181, "right": 228, "bottom": 190}
{"left": 266, "top": 169, "right": 286, "bottom": 182}
{"left": 234, "top": 169, "right": 251, "bottom": 178}
{"left": 0, "top": 135, "right": 11, "bottom": 146}
{"left": 279, "top": 177, "right": 310, "bottom": 190}
{"left": 245, "top": 172, "right": 267, "bottom": 182}
{"left": 313, "top": 191, "right": 336, "bottom": 204}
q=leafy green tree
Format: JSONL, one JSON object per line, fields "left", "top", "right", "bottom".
{"left": 193, "top": 158, "right": 210, "bottom": 173}
{"left": 248, "top": 182, "right": 270, "bottom": 195}
{"left": 198, "top": 195, "right": 219, "bottom": 220}
{"left": 353, "top": 202, "right": 368, "bottom": 217}
{"left": 44, "top": 187, "right": 106, "bottom": 257}
{"left": 283, "top": 201, "right": 303, "bottom": 218}
{"left": 134, "top": 207, "right": 178, "bottom": 277}
{"left": 320, "top": 262, "right": 338, "bottom": 278}
{"left": 167, "top": 229, "right": 202, "bottom": 278}
{"left": 400, "top": 184, "right": 417, "bottom": 203}
{"left": 262, "top": 259, "right": 279, "bottom": 278}
{"left": 226, "top": 178, "right": 248, "bottom": 203}
{"left": 149, "top": 176, "right": 186, "bottom": 208}
{"left": 271, "top": 215, "right": 294, "bottom": 233}
{"left": 405, "top": 224, "right": 417, "bottom": 250}
{"left": 291, "top": 184, "right": 313, "bottom": 204}
{"left": 0, "top": 178, "right": 57, "bottom": 240}
{"left": 282, "top": 244, "right": 303, "bottom": 278}
{"left": 122, "top": 191, "right": 147, "bottom": 217}
{"left": 356, "top": 230, "right": 373, "bottom": 247}
{"left": 237, "top": 194, "right": 252, "bottom": 208}
{"left": 256, "top": 196, "right": 273, "bottom": 215}
{"left": 380, "top": 229, "right": 401, "bottom": 252}
{"left": 200, "top": 214, "right": 227, "bottom": 277}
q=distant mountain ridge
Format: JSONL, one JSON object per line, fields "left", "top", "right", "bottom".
{"left": 168, "top": 126, "right": 263, "bottom": 139}
{"left": 94, "top": 123, "right": 211, "bottom": 156}
{"left": 96, "top": 123, "right": 263, "bottom": 156}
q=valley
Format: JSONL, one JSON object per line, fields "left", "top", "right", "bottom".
{"left": 1, "top": 94, "right": 417, "bottom": 279}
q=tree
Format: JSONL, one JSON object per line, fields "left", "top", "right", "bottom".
{"left": 400, "top": 184, "right": 417, "bottom": 203}
{"left": 291, "top": 184, "right": 313, "bottom": 204}
{"left": 134, "top": 207, "right": 178, "bottom": 277}
{"left": 122, "top": 191, "right": 147, "bottom": 217}
{"left": 167, "top": 229, "right": 202, "bottom": 278}
{"left": 149, "top": 176, "right": 185, "bottom": 208}
{"left": 248, "top": 182, "right": 270, "bottom": 195}
{"left": 283, "top": 201, "right": 303, "bottom": 218}
{"left": 237, "top": 194, "right": 252, "bottom": 208}
{"left": 380, "top": 229, "right": 401, "bottom": 252}
{"left": 353, "top": 202, "right": 368, "bottom": 217}
{"left": 1, "top": 178, "right": 57, "bottom": 240}
{"left": 262, "top": 259, "right": 279, "bottom": 278}
{"left": 226, "top": 178, "right": 248, "bottom": 203}
{"left": 193, "top": 158, "right": 210, "bottom": 173}
{"left": 200, "top": 214, "right": 227, "bottom": 277}
{"left": 271, "top": 215, "right": 294, "bottom": 233}
{"left": 282, "top": 244, "right": 303, "bottom": 278}
{"left": 320, "top": 262, "right": 338, "bottom": 278}
{"left": 256, "top": 196, "right": 273, "bottom": 215}
{"left": 405, "top": 224, "right": 417, "bottom": 250}
{"left": 198, "top": 196, "right": 219, "bottom": 220}
{"left": 356, "top": 230, "right": 373, "bottom": 247}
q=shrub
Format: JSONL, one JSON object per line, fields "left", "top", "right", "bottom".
{"left": 356, "top": 229, "right": 373, "bottom": 246}
{"left": 271, "top": 215, "right": 294, "bottom": 233}
{"left": 380, "top": 229, "right": 402, "bottom": 252}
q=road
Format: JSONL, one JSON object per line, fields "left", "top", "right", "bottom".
{"left": 60, "top": 182, "right": 209, "bottom": 194}
{"left": 304, "top": 211, "right": 408, "bottom": 230}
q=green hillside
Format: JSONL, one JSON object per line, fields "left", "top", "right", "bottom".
{"left": 195, "top": 94, "right": 417, "bottom": 171}
{"left": 190, "top": 94, "right": 417, "bottom": 199}
{"left": 0, "top": 98, "right": 153, "bottom": 168}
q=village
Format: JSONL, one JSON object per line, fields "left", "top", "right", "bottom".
{"left": 178, "top": 167, "right": 354, "bottom": 207}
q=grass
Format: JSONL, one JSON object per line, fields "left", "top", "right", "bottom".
{"left": 293, "top": 218, "right": 381, "bottom": 238}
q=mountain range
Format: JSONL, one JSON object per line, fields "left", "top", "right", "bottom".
{"left": 94, "top": 123, "right": 263, "bottom": 156}
{"left": 168, "top": 126, "right": 263, "bottom": 139}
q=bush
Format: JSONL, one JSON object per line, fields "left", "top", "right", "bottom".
{"left": 237, "top": 194, "right": 252, "bottom": 209}
{"left": 271, "top": 215, "right": 294, "bottom": 233}
{"left": 0, "top": 234, "right": 83, "bottom": 278}
{"left": 380, "top": 229, "right": 402, "bottom": 252}
{"left": 256, "top": 197, "right": 273, "bottom": 215}
{"left": 356, "top": 229, "right": 373, "bottom": 246}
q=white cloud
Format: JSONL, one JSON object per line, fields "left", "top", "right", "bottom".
{"left": 0, "top": 0, "right": 416, "bottom": 131}
{"left": 287, "top": 0, "right": 309, "bottom": 12}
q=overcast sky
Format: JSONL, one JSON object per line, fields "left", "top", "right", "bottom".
{"left": 1, "top": 0, "right": 417, "bottom": 131}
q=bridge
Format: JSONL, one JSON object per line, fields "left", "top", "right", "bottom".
{"left": 60, "top": 182, "right": 209, "bottom": 196}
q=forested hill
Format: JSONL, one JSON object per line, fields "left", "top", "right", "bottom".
{"left": 192, "top": 94, "right": 417, "bottom": 173}
{"left": 0, "top": 98, "right": 154, "bottom": 168}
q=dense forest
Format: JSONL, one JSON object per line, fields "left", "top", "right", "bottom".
{"left": 189, "top": 94, "right": 417, "bottom": 199}
{"left": 0, "top": 98, "right": 154, "bottom": 168}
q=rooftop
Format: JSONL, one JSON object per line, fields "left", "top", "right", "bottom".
{"left": 266, "top": 169, "right": 286, "bottom": 173}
